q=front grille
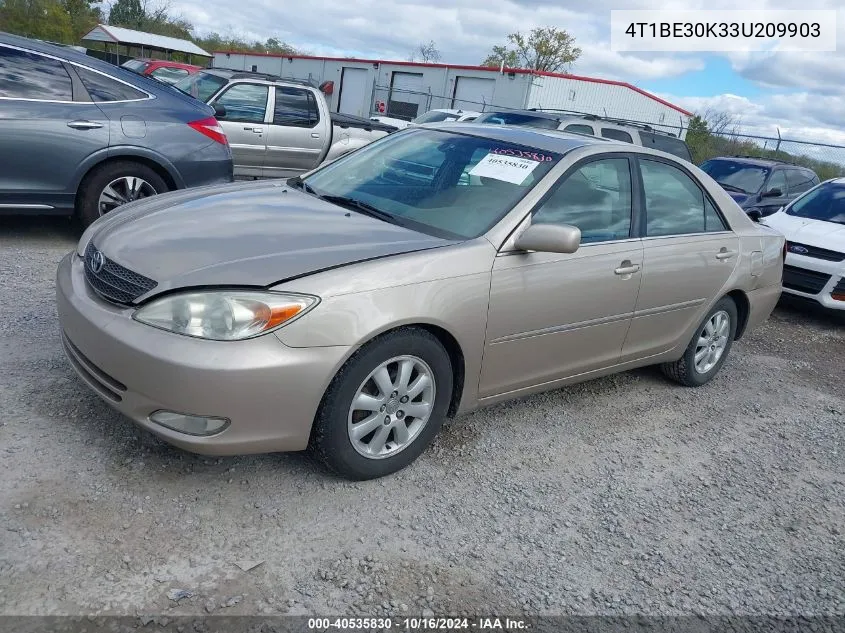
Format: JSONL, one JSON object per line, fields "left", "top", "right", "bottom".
{"left": 786, "top": 241, "right": 845, "bottom": 262}
{"left": 832, "top": 278, "right": 845, "bottom": 298}
{"left": 782, "top": 264, "right": 832, "bottom": 295}
{"left": 84, "top": 242, "right": 157, "bottom": 304}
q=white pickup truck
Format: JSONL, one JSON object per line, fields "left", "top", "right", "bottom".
{"left": 175, "top": 69, "right": 398, "bottom": 178}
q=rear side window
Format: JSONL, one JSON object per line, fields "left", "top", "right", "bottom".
{"left": 274, "top": 87, "right": 319, "bottom": 127}
{"left": 785, "top": 169, "right": 817, "bottom": 195}
{"left": 0, "top": 46, "right": 73, "bottom": 101}
{"left": 639, "top": 131, "right": 692, "bottom": 162}
{"left": 563, "top": 124, "right": 594, "bottom": 135}
{"left": 150, "top": 67, "right": 190, "bottom": 83}
{"left": 601, "top": 128, "right": 633, "bottom": 143}
{"left": 74, "top": 66, "right": 147, "bottom": 102}
{"left": 641, "top": 159, "right": 724, "bottom": 236}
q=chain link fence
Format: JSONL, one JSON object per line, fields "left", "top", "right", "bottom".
{"left": 369, "top": 84, "right": 845, "bottom": 178}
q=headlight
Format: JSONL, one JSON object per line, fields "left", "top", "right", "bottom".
{"left": 133, "top": 291, "right": 318, "bottom": 340}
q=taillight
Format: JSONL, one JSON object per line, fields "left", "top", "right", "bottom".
{"left": 188, "top": 117, "right": 228, "bottom": 146}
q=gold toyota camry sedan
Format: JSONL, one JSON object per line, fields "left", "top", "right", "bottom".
{"left": 57, "top": 123, "right": 785, "bottom": 479}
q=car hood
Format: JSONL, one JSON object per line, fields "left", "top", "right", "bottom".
{"left": 726, "top": 191, "right": 752, "bottom": 206}
{"left": 90, "top": 181, "right": 455, "bottom": 299}
{"left": 762, "top": 211, "right": 845, "bottom": 251}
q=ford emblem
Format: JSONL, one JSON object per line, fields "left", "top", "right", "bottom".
{"left": 90, "top": 250, "right": 105, "bottom": 273}
{"left": 789, "top": 245, "right": 809, "bottom": 255}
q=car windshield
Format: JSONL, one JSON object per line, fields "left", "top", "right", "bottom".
{"left": 302, "top": 128, "right": 562, "bottom": 240}
{"left": 174, "top": 71, "right": 228, "bottom": 102}
{"left": 474, "top": 112, "right": 561, "bottom": 130}
{"left": 700, "top": 159, "right": 770, "bottom": 194}
{"left": 786, "top": 182, "right": 845, "bottom": 224}
{"left": 413, "top": 111, "right": 458, "bottom": 124}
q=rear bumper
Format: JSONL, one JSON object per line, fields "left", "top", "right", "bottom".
{"left": 173, "top": 141, "right": 234, "bottom": 189}
{"left": 56, "top": 253, "right": 350, "bottom": 455}
{"left": 745, "top": 283, "right": 783, "bottom": 332}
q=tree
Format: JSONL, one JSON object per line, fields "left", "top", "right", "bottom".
{"left": 482, "top": 27, "right": 581, "bottom": 72}
{"left": 61, "top": 0, "right": 102, "bottom": 39}
{"left": 0, "top": 0, "right": 75, "bottom": 42}
{"left": 107, "top": 0, "right": 143, "bottom": 28}
{"left": 408, "top": 40, "right": 441, "bottom": 63}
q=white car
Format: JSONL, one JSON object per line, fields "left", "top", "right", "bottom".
{"left": 762, "top": 178, "right": 845, "bottom": 310}
{"left": 371, "top": 108, "right": 481, "bottom": 130}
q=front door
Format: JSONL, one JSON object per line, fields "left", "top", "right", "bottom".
{"left": 479, "top": 155, "right": 643, "bottom": 398}
{"left": 622, "top": 157, "right": 740, "bottom": 361}
{"left": 211, "top": 82, "right": 270, "bottom": 177}
{"left": 264, "top": 86, "right": 326, "bottom": 178}
{"left": 758, "top": 168, "right": 790, "bottom": 216}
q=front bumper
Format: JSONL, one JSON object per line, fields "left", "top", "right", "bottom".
{"left": 56, "top": 253, "right": 350, "bottom": 454}
{"left": 781, "top": 254, "right": 845, "bottom": 311}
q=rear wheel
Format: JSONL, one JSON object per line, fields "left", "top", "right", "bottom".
{"left": 77, "top": 161, "right": 168, "bottom": 228}
{"left": 309, "top": 328, "right": 453, "bottom": 480}
{"left": 661, "top": 296, "right": 738, "bottom": 387}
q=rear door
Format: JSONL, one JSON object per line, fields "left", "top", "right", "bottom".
{"left": 264, "top": 86, "right": 327, "bottom": 178}
{"left": 622, "top": 156, "right": 739, "bottom": 361}
{"left": 210, "top": 81, "right": 270, "bottom": 177}
{"left": 0, "top": 44, "right": 110, "bottom": 213}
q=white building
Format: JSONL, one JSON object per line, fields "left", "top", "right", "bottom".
{"left": 212, "top": 52, "right": 692, "bottom": 138}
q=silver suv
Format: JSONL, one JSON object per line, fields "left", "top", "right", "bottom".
{"left": 474, "top": 110, "right": 692, "bottom": 162}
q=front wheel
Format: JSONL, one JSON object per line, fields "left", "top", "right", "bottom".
{"left": 661, "top": 296, "right": 738, "bottom": 387}
{"left": 309, "top": 328, "right": 453, "bottom": 480}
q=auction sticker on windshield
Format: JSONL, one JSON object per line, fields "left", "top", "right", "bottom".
{"left": 469, "top": 153, "right": 541, "bottom": 185}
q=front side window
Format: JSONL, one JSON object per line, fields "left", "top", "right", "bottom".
{"left": 214, "top": 83, "right": 268, "bottom": 124}
{"left": 74, "top": 66, "right": 146, "bottom": 102}
{"left": 0, "top": 46, "right": 73, "bottom": 101}
{"left": 533, "top": 158, "right": 632, "bottom": 243}
{"left": 786, "top": 183, "right": 845, "bottom": 225}
{"left": 303, "top": 129, "right": 561, "bottom": 240}
{"left": 765, "top": 170, "right": 787, "bottom": 195}
{"left": 274, "top": 87, "right": 319, "bottom": 127}
{"left": 641, "top": 159, "right": 713, "bottom": 236}
{"left": 700, "top": 159, "right": 770, "bottom": 195}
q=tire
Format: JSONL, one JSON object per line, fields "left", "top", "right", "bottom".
{"left": 77, "top": 161, "right": 169, "bottom": 228}
{"left": 309, "top": 327, "right": 453, "bottom": 480}
{"left": 661, "top": 296, "right": 738, "bottom": 387}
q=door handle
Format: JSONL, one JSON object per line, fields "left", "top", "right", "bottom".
{"left": 716, "top": 249, "right": 737, "bottom": 260}
{"left": 251, "top": 128, "right": 263, "bottom": 134}
{"left": 311, "top": 133, "right": 320, "bottom": 138}
{"left": 614, "top": 261, "right": 641, "bottom": 275}
{"left": 67, "top": 120, "right": 103, "bottom": 130}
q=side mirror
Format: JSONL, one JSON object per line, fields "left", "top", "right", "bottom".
{"left": 746, "top": 208, "right": 763, "bottom": 222}
{"left": 761, "top": 187, "right": 782, "bottom": 198}
{"left": 514, "top": 223, "right": 581, "bottom": 254}
{"left": 213, "top": 103, "right": 227, "bottom": 119}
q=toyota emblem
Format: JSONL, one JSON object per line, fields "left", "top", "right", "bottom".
{"left": 90, "top": 250, "right": 105, "bottom": 273}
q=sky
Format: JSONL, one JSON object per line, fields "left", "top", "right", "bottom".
{"left": 171, "top": 0, "right": 845, "bottom": 149}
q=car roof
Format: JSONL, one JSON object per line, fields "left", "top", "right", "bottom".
{"left": 706, "top": 155, "right": 809, "bottom": 169}
{"left": 425, "top": 121, "right": 615, "bottom": 153}
{"left": 476, "top": 109, "right": 563, "bottom": 121}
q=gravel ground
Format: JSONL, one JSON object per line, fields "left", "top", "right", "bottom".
{"left": 1, "top": 216, "right": 843, "bottom": 619}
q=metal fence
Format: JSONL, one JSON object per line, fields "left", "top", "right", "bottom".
{"left": 369, "top": 84, "right": 845, "bottom": 177}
